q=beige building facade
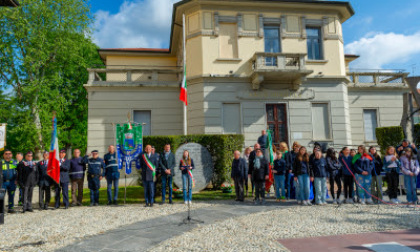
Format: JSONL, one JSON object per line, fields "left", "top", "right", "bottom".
{"left": 85, "top": 0, "right": 409, "bottom": 154}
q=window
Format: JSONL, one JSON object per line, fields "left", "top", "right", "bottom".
{"left": 264, "top": 26, "right": 281, "bottom": 66}
{"left": 306, "top": 27, "right": 322, "bottom": 60}
{"left": 311, "top": 103, "right": 331, "bottom": 140}
{"left": 223, "top": 104, "right": 241, "bottom": 134}
{"left": 133, "top": 110, "right": 151, "bottom": 136}
{"left": 363, "top": 109, "right": 378, "bottom": 142}
{"left": 219, "top": 23, "right": 238, "bottom": 59}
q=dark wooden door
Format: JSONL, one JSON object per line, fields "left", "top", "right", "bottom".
{"left": 266, "top": 104, "right": 288, "bottom": 147}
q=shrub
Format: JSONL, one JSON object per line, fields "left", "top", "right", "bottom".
{"left": 376, "top": 126, "right": 404, "bottom": 155}
{"left": 143, "top": 134, "right": 244, "bottom": 188}
{"left": 414, "top": 124, "right": 420, "bottom": 145}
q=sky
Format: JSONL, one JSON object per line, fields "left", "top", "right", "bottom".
{"left": 89, "top": 0, "right": 420, "bottom": 74}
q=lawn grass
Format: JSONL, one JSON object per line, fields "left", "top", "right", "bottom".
{"left": 71, "top": 186, "right": 237, "bottom": 206}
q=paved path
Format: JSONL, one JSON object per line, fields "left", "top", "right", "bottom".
{"left": 279, "top": 229, "right": 420, "bottom": 252}
{"left": 57, "top": 201, "right": 286, "bottom": 252}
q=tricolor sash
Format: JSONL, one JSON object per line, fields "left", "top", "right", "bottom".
{"left": 143, "top": 154, "right": 156, "bottom": 178}
{"left": 181, "top": 159, "right": 195, "bottom": 188}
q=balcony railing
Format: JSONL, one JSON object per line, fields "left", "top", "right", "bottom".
{"left": 87, "top": 65, "right": 182, "bottom": 86}
{"left": 347, "top": 71, "right": 409, "bottom": 87}
{"left": 250, "top": 52, "right": 313, "bottom": 89}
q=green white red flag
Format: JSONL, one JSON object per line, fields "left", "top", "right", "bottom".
{"left": 179, "top": 66, "right": 187, "bottom": 105}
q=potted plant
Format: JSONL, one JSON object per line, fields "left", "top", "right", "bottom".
{"left": 173, "top": 188, "right": 183, "bottom": 198}
{"left": 221, "top": 183, "right": 233, "bottom": 193}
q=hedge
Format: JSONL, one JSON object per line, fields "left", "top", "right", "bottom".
{"left": 143, "top": 134, "right": 244, "bottom": 188}
{"left": 376, "top": 126, "right": 404, "bottom": 155}
{"left": 415, "top": 124, "right": 420, "bottom": 145}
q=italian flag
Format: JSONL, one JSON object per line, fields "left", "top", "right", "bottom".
{"left": 179, "top": 66, "right": 187, "bottom": 105}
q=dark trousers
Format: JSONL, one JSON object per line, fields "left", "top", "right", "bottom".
{"left": 106, "top": 177, "right": 119, "bottom": 203}
{"left": 342, "top": 175, "right": 354, "bottom": 199}
{"left": 23, "top": 186, "right": 34, "bottom": 211}
{"left": 254, "top": 180, "right": 265, "bottom": 201}
{"left": 233, "top": 176, "right": 244, "bottom": 201}
{"left": 161, "top": 175, "right": 173, "bottom": 202}
{"left": 329, "top": 173, "right": 342, "bottom": 200}
{"left": 387, "top": 171, "right": 399, "bottom": 199}
{"left": 244, "top": 175, "right": 249, "bottom": 194}
{"left": 143, "top": 180, "right": 154, "bottom": 204}
{"left": 55, "top": 182, "right": 69, "bottom": 208}
{"left": 18, "top": 187, "right": 23, "bottom": 205}
{"left": 2, "top": 182, "right": 16, "bottom": 210}
{"left": 90, "top": 189, "right": 99, "bottom": 204}
{"left": 39, "top": 185, "right": 51, "bottom": 209}
{"left": 71, "top": 178, "right": 84, "bottom": 205}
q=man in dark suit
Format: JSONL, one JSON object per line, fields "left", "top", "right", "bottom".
{"left": 55, "top": 150, "right": 70, "bottom": 209}
{"left": 248, "top": 143, "right": 260, "bottom": 197}
{"left": 231, "top": 150, "right": 247, "bottom": 202}
{"left": 160, "top": 144, "right": 176, "bottom": 204}
{"left": 18, "top": 151, "right": 38, "bottom": 213}
{"left": 139, "top": 145, "right": 159, "bottom": 207}
{"left": 38, "top": 151, "right": 52, "bottom": 210}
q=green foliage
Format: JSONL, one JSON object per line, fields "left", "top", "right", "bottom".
{"left": 0, "top": 0, "right": 101, "bottom": 155}
{"left": 414, "top": 124, "right": 420, "bottom": 145}
{"left": 143, "top": 134, "right": 245, "bottom": 188}
{"left": 376, "top": 126, "right": 404, "bottom": 154}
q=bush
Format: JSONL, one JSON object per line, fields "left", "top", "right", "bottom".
{"left": 414, "top": 124, "right": 420, "bottom": 145}
{"left": 143, "top": 134, "right": 244, "bottom": 189}
{"left": 376, "top": 126, "right": 404, "bottom": 155}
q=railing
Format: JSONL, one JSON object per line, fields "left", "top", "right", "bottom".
{"left": 252, "top": 52, "right": 307, "bottom": 71}
{"left": 347, "top": 71, "right": 409, "bottom": 85}
{"left": 87, "top": 65, "right": 183, "bottom": 85}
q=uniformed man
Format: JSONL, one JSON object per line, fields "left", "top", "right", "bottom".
{"left": 55, "top": 150, "right": 70, "bottom": 209}
{"left": 139, "top": 145, "right": 159, "bottom": 207}
{"left": 82, "top": 150, "right": 105, "bottom": 206}
{"left": 1, "top": 149, "right": 18, "bottom": 213}
{"left": 104, "top": 145, "right": 120, "bottom": 205}
{"left": 38, "top": 151, "right": 52, "bottom": 210}
{"left": 69, "top": 149, "right": 85, "bottom": 207}
{"left": 15, "top": 152, "right": 23, "bottom": 206}
{"left": 18, "top": 151, "right": 38, "bottom": 213}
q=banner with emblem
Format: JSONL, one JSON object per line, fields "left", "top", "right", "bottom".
{"left": 116, "top": 122, "right": 143, "bottom": 175}
{"left": 0, "top": 124, "right": 6, "bottom": 151}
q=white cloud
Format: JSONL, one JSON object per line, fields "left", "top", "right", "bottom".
{"left": 345, "top": 32, "right": 420, "bottom": 70}
{"left": 92, "top": 0, "right": 179, "bottom": 49}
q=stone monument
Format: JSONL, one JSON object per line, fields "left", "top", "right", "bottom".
{"left": 174, "top": 143, "right": 214, "bottom": 192}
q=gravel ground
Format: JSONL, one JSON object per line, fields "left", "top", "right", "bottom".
{"left": 0, "top": 203, "right": 216, "bottom": 252}
{"left": 151, "top": 204, "right": 420, "bottom": 252}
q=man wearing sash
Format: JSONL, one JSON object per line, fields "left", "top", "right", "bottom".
{"left": 139, "top": 145, "right": 158, "bottom": 207}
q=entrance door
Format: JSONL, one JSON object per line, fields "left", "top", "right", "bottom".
{"left": 266, "top": 104, "right": 288, "bottom": 147}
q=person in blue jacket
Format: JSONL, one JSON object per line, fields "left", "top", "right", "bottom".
{"left": 311, "top": 150, "right": 328, "bottom": 205}
{"left": 1, "top": 149, "right": 18, "bottom": 213}
{"left": 82, "top": 150, "right": 105, "bottom": 206}
{"left": 104, "top": 145, "right": 120, "bottom": 205}
{"left": 273, "top": 150, "right": 287, "bottom": 202}
{"left": 339, "top": 147, "right": 354, "bottom": 204}
{"left": 353, "top": 145, "right": 374, "bottom": 205}
{"left": 55, "top": 150, "right": 71, "bottom": 209}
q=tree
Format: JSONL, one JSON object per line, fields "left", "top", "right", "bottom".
{"left": 0, "top": 0, "right": 101, "bottom": 155}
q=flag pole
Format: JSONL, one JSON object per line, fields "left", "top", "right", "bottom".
{"left": 182, "top": 13, "right": 187, "bottom": 135}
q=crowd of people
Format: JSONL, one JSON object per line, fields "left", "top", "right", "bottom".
{"left": 231, "top": 131, "right": 420, "bottom": 206}
{"left": 0, "top": 143, "right": 195, "bottom": 213}
{"left": 1, "top": 132, "right": 420, "bottom": 214}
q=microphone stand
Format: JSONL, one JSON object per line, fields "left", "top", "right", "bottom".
{"left": 180, "top": 168, "right": 204, "bottom": 226}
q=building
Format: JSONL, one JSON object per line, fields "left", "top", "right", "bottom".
{"left": 86, "top": 0, "right": 409, "bottom": 155}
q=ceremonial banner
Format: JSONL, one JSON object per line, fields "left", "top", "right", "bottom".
{"left": 116, "top": 123, "right": 143, "bottom": 175}
{"left": 265, "top": 130, "right": 274, "bottom": 192}
{"left": 47, "top": 116, "right": 60, "bottom": 184}
{"left": 0, "top": 124, "right": 6, "bottom": 151}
